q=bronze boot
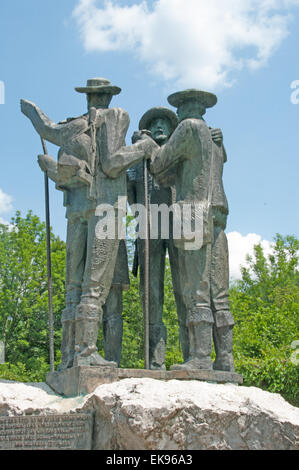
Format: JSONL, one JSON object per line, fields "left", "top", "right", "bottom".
{"left": 170, "top": 321, "right": 213, "bottom": 370}
{"left": 213, "top": 325, "right": 235, "bottom": 372}
{"left": 58, "top": 308, "right": 75, "bottom": 370}
{"left": 149, "top": 323, "right": 167, "bottom": 370}
{"left": 74, "top": 302, "right": 117, "bottom": 368}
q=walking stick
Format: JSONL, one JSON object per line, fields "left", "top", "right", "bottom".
{"left": 40, "top": 138, "right": 55, "bottom": 373}
{"left": 143, "top": 158, "right": 150, "bottom": 370}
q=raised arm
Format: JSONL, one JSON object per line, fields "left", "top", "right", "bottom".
{"left": 102, "top": 135, "right": 159, "bottom": 179}
{"left": 20, "top": 99, "right": 88, "bottom": 147}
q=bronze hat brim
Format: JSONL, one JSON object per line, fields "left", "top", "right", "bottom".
{"left": 75, "top": 85, "right": 121, "bottom": 95}
{"left": 168, "top": 89, "right": 217, "bottom": 109}
{"left": 139, "top": 107, "right": 178, "bottom": 133}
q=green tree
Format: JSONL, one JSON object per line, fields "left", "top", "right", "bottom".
{"left": 0, "top": 211, "right": 65, "bottom": 380}
{"left": 230, "top": 235, "right": 299, "bottom": 406}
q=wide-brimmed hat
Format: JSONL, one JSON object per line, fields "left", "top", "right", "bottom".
{"left": 139, "top": 106, "right": 178, "bottom": 133}
{"left": 168, "top": 89, "right": 217, "bottom": 109}
{"left": 75, "top": 77, "right": 121, "bottom": 95}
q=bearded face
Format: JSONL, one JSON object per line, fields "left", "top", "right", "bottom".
{"left": 149, "top": 118, "right": 172, "bottom": 145}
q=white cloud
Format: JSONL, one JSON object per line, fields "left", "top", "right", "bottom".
{"left": 0, "top": 189, "right": 13, "bottom": 214}
{"left": 227, "top": 231, "right": 274, "bottom": 280}
{"left": 73, "top": 0, "right": 299, "bottom": 89}
{"left": 0, "top": 189, "right": 13, "bottom": 228}
{"left": 0, "top": 217, "right": 14, "bottom": 230}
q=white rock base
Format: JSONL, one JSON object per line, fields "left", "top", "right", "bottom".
{"left": 0, "top": 378, "right": 298, "bottom": 450}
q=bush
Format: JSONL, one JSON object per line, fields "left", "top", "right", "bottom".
{"left": 230, "top": 235, "right": 299, "bottom": 406}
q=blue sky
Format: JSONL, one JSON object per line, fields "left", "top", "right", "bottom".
{"left": 1, "top": 0, "right": 299, "bottom": 277}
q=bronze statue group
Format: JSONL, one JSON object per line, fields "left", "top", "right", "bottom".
{"left": 21, "top": 77, "right": 235, "bottom": 374}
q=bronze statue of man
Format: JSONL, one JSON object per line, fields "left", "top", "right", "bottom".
{"left": 126, "top": 107, "right": 188, "bottom": 370}
{"left": 150, "top": 89, "right": 235, "bottom": 371}
{"left": 21, "top": 78, "right": 156, "bottom": 369}
{"left": 113, "top": 104, "right": 228, "bottom": 370}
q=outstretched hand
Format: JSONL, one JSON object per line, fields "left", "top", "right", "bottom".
{"left": 20, "top": 99, "right": 35, "bottom": 118}
{"left": 211, "top": 128, "right": 223, "bottom": 145}
{"left": 131, "top": 129, "right": 152, "bottom": 144}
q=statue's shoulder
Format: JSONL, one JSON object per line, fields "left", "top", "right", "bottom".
{"left": 176, "top": 118, "right": 209, "bottom": 137}
{"left": 100, "top": 107, "right": 130, "bottom": 129}
{"left": 190, "top": 118, "right": 208, "bottom": 128}
{"left": 107, "top": 107, "right": 129, "bottom": 119}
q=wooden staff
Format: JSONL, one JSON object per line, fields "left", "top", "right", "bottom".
{"left": 40, "top": 138, "right": 55, "bottom": 373}
{"left": 143, "top": 158, "right": 150, "bottom": 370}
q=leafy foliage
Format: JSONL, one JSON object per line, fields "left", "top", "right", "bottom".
{"left": 0, "top": 211, "right": 65, "bottom": 378}
{"left": 230, "top": 235, "right": 299, "bottom": 406}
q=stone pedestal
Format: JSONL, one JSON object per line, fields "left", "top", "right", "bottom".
{"left": 1, "top": 379, "right": 298, "bottom": 449}
{"left": 46, "top": 366, "right": 243, "bottom": 397}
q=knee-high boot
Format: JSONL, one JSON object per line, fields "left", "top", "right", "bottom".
{"left": 103, "top": 313, "right": 123, "bottom": 366}
{"left": 149, "top": 323, "right": 167, "bottom": 370}
{"left": 73, "top": 301, "right": 117, "bottom": 367}
{"left": 213, "top": 325, "right": 235, "bottom": 372}
{"left": 59, "top": 307, "right": 76, "bottom": 370}
{"left": 171, "top": 320, "right": 213, "bottom": 370}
